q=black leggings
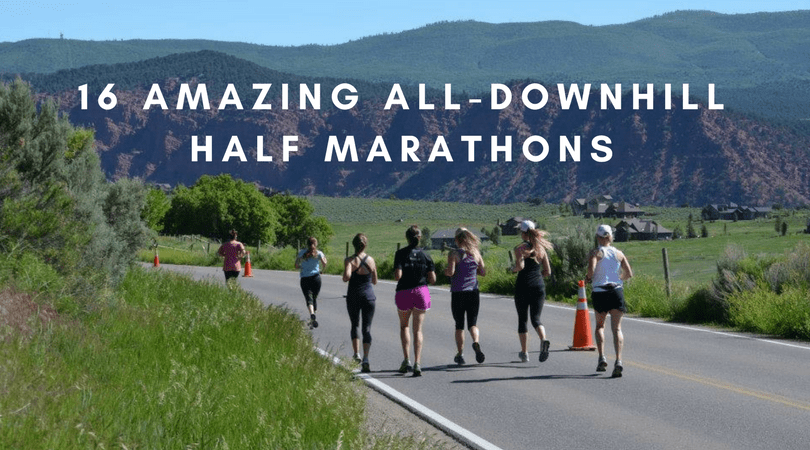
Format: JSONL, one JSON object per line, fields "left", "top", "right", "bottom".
{"left": 346, "top": 297, "right": 375, "bottom": 344}
{"left": 451, "top": 290, "right": 480, "bottom": 330}
{"left": 515, "top": 284, "right": 545, "bottom": 334}
{"left": 300, "top": 274, "right": 321, "bottom": 310}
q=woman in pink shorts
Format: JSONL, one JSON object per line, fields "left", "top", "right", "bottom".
{"left": 394, "top": 225, "right": 436, "bottom": 377}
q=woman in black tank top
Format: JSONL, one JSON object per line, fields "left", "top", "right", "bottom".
{"left": 343, "top": 233, "right": 378, "bottom": 373}
{"left": 511, "top": 221, "right": 553, "bottom": 363}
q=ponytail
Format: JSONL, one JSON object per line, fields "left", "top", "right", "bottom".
{"left": 304, "top": 237, "right": 319, "bottom": 259}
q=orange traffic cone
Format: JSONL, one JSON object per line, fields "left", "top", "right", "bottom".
{"left": 569, "top": 280, "right": 596, "bottom": 351}
{"left": 153, "top": 247, "right": 160, "bottom": 268}
{"left": 243, "top": 251, "right": 254, "bottom": 277}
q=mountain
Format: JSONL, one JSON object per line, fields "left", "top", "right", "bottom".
{"left": 3, "top": 10, "right": 810, "bottom": 123}
{"left": 24, "top": 50, "right": 810, "bottom": 207}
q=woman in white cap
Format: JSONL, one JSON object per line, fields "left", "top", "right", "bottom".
{"left": 586, "top": 224, "right": 633, "bottom": 377}
{"left": 511, "top": 220, "right": 553, "bottom": 363}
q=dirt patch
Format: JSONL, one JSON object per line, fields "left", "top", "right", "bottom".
{"left": 0, "top": 288, "right": 59, "bottom": 340}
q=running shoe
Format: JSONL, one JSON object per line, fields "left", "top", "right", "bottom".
{"left": 454, "top": 353, "right": 466, "bottom": 365}
{"left": 612, "top": 361, "right": 623, "bottom": 378}
{"left": 518, "top": 351, "right": 529, "bottom": 362}
{"left": 472, "top": 342, "right": 485, "bottom": 364}
{"left": 412, "top": 363, "right": 422, "bottom": 377}
{"left": 353, "top": 353, "right": 362, "bottom": 364}
{"left": 539, "top": 340, "right": 550, "bottom": 362}
{"left": 398, "top": 359, "right": 412, "bottom": 374}
{"left": 596, "top": 357, "right": 608, "bottom": 372}
{"left": 361, "top": 360, "right": 370, "bottom": 373}
{"left": 310, "top": 314, "right": 318, "bottom": 328}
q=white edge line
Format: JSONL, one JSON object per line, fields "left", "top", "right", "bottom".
{"left": 314, "top": 347, "right": 503, "bottom": 450}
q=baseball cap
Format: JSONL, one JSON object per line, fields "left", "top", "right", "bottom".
{"left": 518, "top": 220, "right": 536, "bottom": 233}
{"left": 596, "top": 224, "right": 612, "bottom": 238}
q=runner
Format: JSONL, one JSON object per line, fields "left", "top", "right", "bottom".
{"left": 343, "top": 233, "right": 377, "bottom": 373}
{"left": 586, "top": 224, "right": 633, "bottom": 378}
{"left": 394, "top": 225, "right": 436, "bottom": 377}
{"left": 511, "top": 220, "right": 553, "bottom": 363}
{"left": 295, "top": 237, "right": 327, "bottom": 329}
{"left": 444, "top": 228, "right": 486, "bottom": 365}
{"left": 217, "top": 229, "right": 246, "bottom": 288}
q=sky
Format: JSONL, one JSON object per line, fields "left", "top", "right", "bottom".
{"left": 1, "top": 0, "right": 808, "bottom": 46}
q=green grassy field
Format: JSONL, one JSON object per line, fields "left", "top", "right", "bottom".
{"left": 141, "top": 197, "right": 809, "bottom": 294}
{"left": 310, "top": 197, "right": 809, "bottom": 289}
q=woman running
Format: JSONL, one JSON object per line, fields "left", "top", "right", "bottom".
{"left": 586, "top": 224, "right": 633, "bottom": 378}
{"left": 295, "top": 236, "right": 327, "bottom": 329}
{"left": 343, "top": 233, "right": 378, "bottom": 373}
{"left": 511, "top": 220, "right": 553, "bottom": 363}
{"left": 444, "top": 228, "right": 486, "bottom": 365}
{"left": 394, "top": 225, "right": 436, "bottom": 377}
{"left": 217, "top": 229, "right": 246, "bottom": 287}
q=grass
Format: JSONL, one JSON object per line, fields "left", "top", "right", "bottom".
{"left": 0, "top": 264, "right": 452, "bottom": 449}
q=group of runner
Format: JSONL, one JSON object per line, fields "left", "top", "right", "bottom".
{"left": 219, "top": 222, "right": 632, "bottom": 378}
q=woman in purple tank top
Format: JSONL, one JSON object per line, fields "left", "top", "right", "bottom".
{"left": 444, "top": 228, "right": 487, "bottom": 365}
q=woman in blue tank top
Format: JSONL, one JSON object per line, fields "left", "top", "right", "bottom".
{"left": 295, "top": 237, "right": 327, "bottom": 329}
{"left": 445, "top": 228, "right": 487, "bottom": 365}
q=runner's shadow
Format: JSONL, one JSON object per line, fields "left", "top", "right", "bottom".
{"left": 452, "top": 373, "right": 603, "bottom": 383}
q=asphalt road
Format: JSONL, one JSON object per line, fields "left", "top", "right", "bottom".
{"left": 159, "top": 264, "right": 810, "bottom": 450}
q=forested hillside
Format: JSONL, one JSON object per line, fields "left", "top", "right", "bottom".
{"left": 2, "top": 10, "right": 809, "bottom": 123}
{"left": 7, "top": 49, "right": 807, "bottom": 206}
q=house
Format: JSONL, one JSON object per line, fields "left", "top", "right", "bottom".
{"left": 574, "top": 195, "right": 643, "bottom": 218}
{"left": 702, "top": 203, "right": 771, "bottom": 221}
{"left": 606, "top": 201, "right": 645, "bottom": 219}
{"left": 499, "top": 217, "right": 527, "bottom": 236}
{"left": 583, "top": 203, "right": 610, "bottom": 218}
{"left": 614, "top": 219, "right": 673, "bottom": 242}
{"left": 430, "top": 228, "right": 489, "bottom": 250}
{"left": 571, "top": 199, "right": 587, "bottom": 216}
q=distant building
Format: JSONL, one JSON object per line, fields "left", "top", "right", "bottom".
{"left": 499, "top": 217, "right": 527, "bottom": 236}
{"left": 701, "top": 203, "right": 771, "bottom": 221}
{"left": 430, "top": 228, "right": 488, "bottom": 250}
{"left": 614, "top": 219, "right": 673, "bottom": 241}
{"left": 574, "top": 195, "right": 644, "bottom": 218}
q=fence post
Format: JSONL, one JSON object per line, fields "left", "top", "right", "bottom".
{"left": 662, "top": 248, "right": 672, "bottom": 298}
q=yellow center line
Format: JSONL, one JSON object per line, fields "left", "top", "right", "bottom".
{"left": 630, "top": 360, "right": 810, "bottom": 412}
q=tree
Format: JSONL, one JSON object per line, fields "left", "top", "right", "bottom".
{"left": 163, "top": 174, "right": 279, "bottom": 245}
{"left": 420, "top": 227, "right": 431, "bottom": 248}
{"left": 268, "top": 193, "right": 333, "bottom": 248}
{"left": 687, "top": 214, "right": 697, "bottom": 238}
{"left": 1, "top": 78, "right": 148, "bottom": 284}
{"left": 701, "top": 224, "right": 709, "bottom": 238}
{"left": 142, "top": 187, "right": 170, "bottom": 232}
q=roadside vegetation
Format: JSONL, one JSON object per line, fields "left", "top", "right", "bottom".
{"left": 140, "top": 195, "right": 810, "bottom": 340}
{"left": 0, "top": 79, "right": 447, "bottom": 449}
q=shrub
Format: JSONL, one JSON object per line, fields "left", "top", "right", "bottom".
{"left": 727, "top": 285, "right": 810, "bottom": 339}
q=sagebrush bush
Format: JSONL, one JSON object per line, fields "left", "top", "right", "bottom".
{"left": 727, "top": 285, "right": 810, "bottom": 339}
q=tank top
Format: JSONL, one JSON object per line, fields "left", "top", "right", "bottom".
{"left": 592, "top": 245, "right": 623, "bottom": 292}
{"left": 450, "top": 250, "right": 479, "bottom": 292}
{"left": 516, "top": 242, "right": 544, "bottom": 289}
{"left": 347, "top": 256, "right": 376, "bottom": 301}
{"left": 298, "top": 249, "right": 323, "bottom": 277}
